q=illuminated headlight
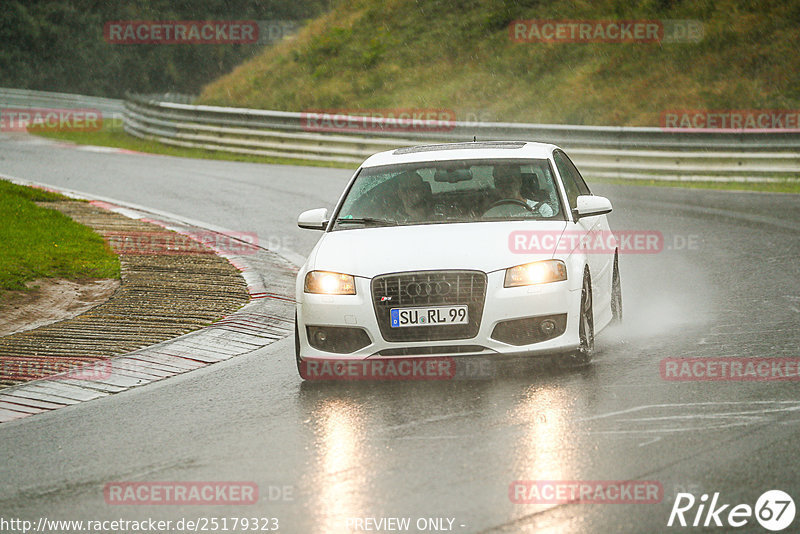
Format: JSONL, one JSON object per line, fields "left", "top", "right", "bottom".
{"left": 504, "top": 260, "right": 567, "bottom": 287}
{"left": 304, "top": 271, "right": 356, "bottom": 295}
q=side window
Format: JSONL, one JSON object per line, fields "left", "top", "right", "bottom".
{"left": 562, "top": 152, "right": 591, "bottom": 196}
{"left": 553, "top": 150, "right": 581, "bottom": 211}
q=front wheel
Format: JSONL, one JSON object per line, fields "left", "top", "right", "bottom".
{"left": 554, "top": 270, "right": 594, "bottom": 368}
{"left": 295, "top": 313, "right": 309, "bottom": 380}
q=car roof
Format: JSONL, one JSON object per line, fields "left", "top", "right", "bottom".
{"left": 360, "top": 141, "right": 559, "bottom": 168}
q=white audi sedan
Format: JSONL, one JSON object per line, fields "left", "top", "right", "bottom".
{"left": 295, "top": 141, "right": 621, "bottom": 379}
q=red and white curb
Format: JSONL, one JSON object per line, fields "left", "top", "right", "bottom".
{"left": 0, "top": 176, "right": 298, "bottom": 424}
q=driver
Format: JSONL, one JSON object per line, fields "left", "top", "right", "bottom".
{"left": 492, "top": 164, "right": 554, "bottom": 217}
{"left": 395, "top": 170, "right": 433, "bottom": 222}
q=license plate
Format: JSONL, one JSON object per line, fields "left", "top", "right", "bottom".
{"left": 390, "top": 305, "right": 468, "bottom": 327}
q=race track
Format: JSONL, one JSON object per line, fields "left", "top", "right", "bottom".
{"left": 1, "top": 132, "right": 799, "bottom": 533}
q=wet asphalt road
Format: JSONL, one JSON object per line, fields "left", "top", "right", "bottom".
{"left": 1, "top": 133, "right": 799, "bottom": 533}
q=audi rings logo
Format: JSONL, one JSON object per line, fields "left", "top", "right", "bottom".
{"left": 405, "top": 281, "right": 451, "bottom": 297}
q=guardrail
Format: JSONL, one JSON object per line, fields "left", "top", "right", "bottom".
{"left": 4, "top": 87, "right": 791, "bottom": 183}
{"left": 0, "top": 88, "right": 124, "bottom": 118}
{"left": 124, "top": 94, "right": 800, "bottom": 182}
{"left": 2, "top": 88, "right": 797, "bottom": 182}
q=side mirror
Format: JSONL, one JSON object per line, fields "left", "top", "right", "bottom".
{"left": 572, "top": 195, "right": 612, "bottom": 221}
{"left": 298, "top": 208, "right": 328, "bottom": 230}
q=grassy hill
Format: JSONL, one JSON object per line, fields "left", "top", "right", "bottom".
{"left": 197, "top": 0, "right": 800, "bottom": 126}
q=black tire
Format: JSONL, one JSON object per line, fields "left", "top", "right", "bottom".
{"left": 611, "top": 251, "right": 622, "bottom": 324}
{"left": 575, "top": 270, "right": 595, "bottom": 361}
{"left": 295, "top": 313, "right": 309, "bottom": 380}
{"left": 555, "top": 269, "right": 594, "bottom": 368}
{"left": 552, "top": 269, "right": 594, "bottom": 369}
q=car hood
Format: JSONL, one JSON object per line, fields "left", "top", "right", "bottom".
{"left": 309, "top": 221, "right": 569, "bottom": 278}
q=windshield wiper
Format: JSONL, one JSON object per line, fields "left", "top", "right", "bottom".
{"left": 441, "top": 217, "right": 475, "bottom": 223}
{"left": 335, "top": 217, "right": 398, "bottom": 227}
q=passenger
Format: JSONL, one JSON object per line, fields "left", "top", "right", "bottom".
{"left": 492, "top": 164, "right": 555, "bottom": 217}
{"left": 395, "top": 170, "right": 433, "bottom": 222}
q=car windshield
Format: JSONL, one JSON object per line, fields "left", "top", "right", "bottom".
{"left": 332, "top": 158, "right": 565, "bottom": 229}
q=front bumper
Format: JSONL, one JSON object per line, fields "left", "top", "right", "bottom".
{"left": 297, "top": 270, "right": 581, "bottom": 361}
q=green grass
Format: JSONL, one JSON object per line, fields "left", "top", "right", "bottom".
{"left": 591, "top": 177, "right": 800, "bottom": 194}
{"left": 0, "top": 180, "right": 120, "bottom": 293}
{"left": 197, "top": 0, "right": 800, "bottom": 127}
{"left": 31, "top": 121, "right": 356, "bottom": 169}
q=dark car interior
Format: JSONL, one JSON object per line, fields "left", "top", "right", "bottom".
{"left": 338, "top": 162, "right": 563, "bottom": 226}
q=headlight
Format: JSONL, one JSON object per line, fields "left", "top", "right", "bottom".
{"left": 304, "top": 271, "right": 356, "bottom": 295}
{"left": 504, "top": 260, "right": 567, "bottom": 287}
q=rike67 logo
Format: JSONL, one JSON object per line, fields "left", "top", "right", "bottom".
{"left": 668, "top": 490, "right": 795, "bottom": 531}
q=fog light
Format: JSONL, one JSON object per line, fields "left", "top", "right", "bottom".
{"left": 540, "top": 320, "right": 556, "bottom": 335}
{"left": 306, "top": 325, "right": 371, "bottom": 354}
{"left": 491, "top": 314, "right": 567, "bottom": 346}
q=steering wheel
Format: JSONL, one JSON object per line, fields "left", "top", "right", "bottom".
{"left": 483, "top": 198, "right": 536, "bottom": 216}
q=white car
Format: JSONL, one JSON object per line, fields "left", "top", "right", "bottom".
{"left": 295, "top": 141, "right": 621, "bottom": 379}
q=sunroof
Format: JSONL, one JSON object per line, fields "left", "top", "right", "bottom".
{"left": 394, "top": 141, "right": 526, "bottom": 154}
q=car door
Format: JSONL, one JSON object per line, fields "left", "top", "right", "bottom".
{"left": 553, "top": 149, "right": 614, "bottom": 313}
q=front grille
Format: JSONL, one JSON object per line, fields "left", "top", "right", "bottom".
{"left": 372, "top": 270, "right": 487, "bottom": 342}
